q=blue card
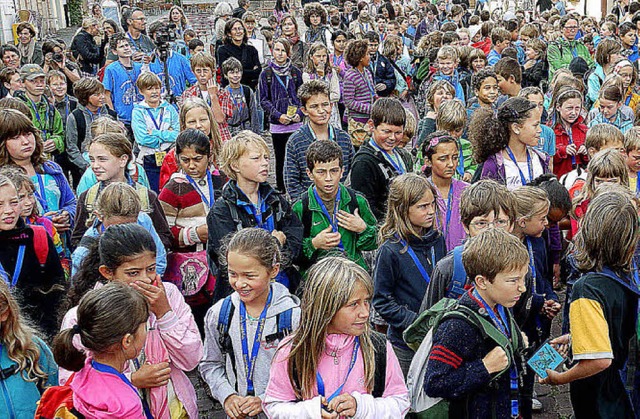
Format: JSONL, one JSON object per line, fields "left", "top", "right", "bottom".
{"left": 527, "top": 342, "right": 565, "bottom": 379}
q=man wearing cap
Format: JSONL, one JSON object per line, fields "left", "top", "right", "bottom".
{"left": 15, "top": 65, "right": 64, "bottom": 154}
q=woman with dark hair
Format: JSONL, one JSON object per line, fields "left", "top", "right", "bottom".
{"left": 279, "top": 14, "right": 306, "bottom": 69}
{"left": 303, "top": 3, "right": 333, "bottom": 52}
{"left": 216, "top": 18, "right": 261, "bottom": 89}
{"left": 15, "top": 22, "right": 43, "bottom": 66}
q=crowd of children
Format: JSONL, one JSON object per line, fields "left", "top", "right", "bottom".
{"left": 4, "top": 0, "right": 640, "bottom": 418}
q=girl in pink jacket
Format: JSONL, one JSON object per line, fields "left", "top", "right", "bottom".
{"left": 263, "top": 256, "right": 410, "bottom": 418}
{"left": 52, "top": 282, "right": 150, "bottom": 418}
{"left": 59, "top": 223, "right": 203, "bottom": 418}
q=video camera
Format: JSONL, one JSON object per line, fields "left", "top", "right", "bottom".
{"left": 154, "top": 23, "right": 177, "bottom": 53}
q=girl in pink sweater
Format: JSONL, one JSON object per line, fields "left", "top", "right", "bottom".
{"left": 263, "top": 256, "right": 410, "bottom": 418}
{"left": 52, "top": 282, "right": 150, "bottom": 418}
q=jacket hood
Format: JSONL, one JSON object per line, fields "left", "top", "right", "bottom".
{"left": 221, "top": 179, "right": 276, "bottom": 206}
{"left": 230, "top": 282, "right": 300, "bottom": 318}
{"left": 133, "top": 100, "right": 172, "bottom": 111}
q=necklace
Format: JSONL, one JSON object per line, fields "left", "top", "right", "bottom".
{"left": 324, "top": 347, "right": 339, "bottom": 365}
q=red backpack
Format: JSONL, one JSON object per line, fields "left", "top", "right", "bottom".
{"left": 34, "top": 374, "right": 84, "bottom": 419}
{"left": 31, "top": 225, "right": 49, "bottom": 266}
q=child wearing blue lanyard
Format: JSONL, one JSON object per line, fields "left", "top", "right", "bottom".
{"left": 350, "top": 97, "right": 413, "bottom": 221}
{"left": 373, "top": 173, "right": 446, "bottom": 376}
{"left": 201, "top": 228, "right": 301, "bottom": 419}
{"left": 158, "top": 129, "right": 225, "bottom": 329}
{"left": 511, "top": 186, "right": 560, "bottom": 417}
{"left": 422, "top": 131, "right": 469, "bottom": 252}
{"left": 264, "top": 257, "right": 410, "bottom": 417}
{"left": 52, "top": 282, "right": 153, "bottom": 419}
{"left": 471, "top": 97, "right": 550, "bottom": 190}
{"left": 131, "top": 72, "right": 180, "bottom": 193}
{"left": 207, "top": 132, "right": 303, "bottom": 301}
{"left": 424, "top": 228, "right": 529, "bottom": 419}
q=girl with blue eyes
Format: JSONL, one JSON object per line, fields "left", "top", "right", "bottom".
{"left": 59, "top": 223, "right": 203, "bottom": 419}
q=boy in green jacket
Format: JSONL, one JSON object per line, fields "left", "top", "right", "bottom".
{"left": 293, "top": 140, "right": 378, "bottom": 272}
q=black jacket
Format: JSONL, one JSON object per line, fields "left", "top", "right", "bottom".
{"left": 369, "top": 53, "right": 396, "bottom": 97}
{"left": 70, "top": 29, "right": 107, "bottom": 74}
{"left": 522, "top": 60, "right": 548, "bottom": 89}
{"left": 206, "top": 180, "right": 303, "bottom": 301}
{"left": 350, "top": 141, "right": 414, "bottom": 221}
{"left": 0, "top": 220, "right": 65, "bottom": 338}
{"left": 217, "top": 43, "right": 262, "bottom": 89}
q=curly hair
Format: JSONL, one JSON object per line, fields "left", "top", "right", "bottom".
{"left": 345, "top": 39, "right": 368, "bottom": 67}
{"left": 471, "top": 68, "right": 498, "bottom": 93}
{"left": 468, "top": 97, "right": 537, "bottom": 163}
{"left": 303, "top": 2, "right": 328, "bottom": 27}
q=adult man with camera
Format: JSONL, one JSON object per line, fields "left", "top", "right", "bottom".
{"left": 105, "top": 8, "right": 155, "bottom": 67}
{"left": 146, "top": 20, "right": 197, "bottom": 102}
{"left": 70, "top": 17, "right": 107, "bottom": 76}
{"left": 42, "top": 39, "right": 81, "bottom": 91}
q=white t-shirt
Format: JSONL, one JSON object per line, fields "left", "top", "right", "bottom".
{"left": 504, "top": 153, "right": 544, "bottom": 190}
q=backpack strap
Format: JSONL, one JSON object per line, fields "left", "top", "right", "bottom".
{"left": 84, "top": 184, "right": 101, "bottom": 221}
{"left": 134, "top": 184, "right": 151, "bottom": 213}
{"left": 217, "top": 296, "right": 237, "bottom": 381}
{"left": 346, "top": 188, "right": 360, "bottom": 214}
{"left": 275, "top": 308, "right": 293, "bottom": 337}
{"left": 30, "top": 225, "right": 50, "bottom": 266}
{"left": 447, "top": 245, "right": 466, "bottom": 299}
{"left": 300, "top": 193, "right": 312, "bottom": 238}
{"left": 71, "top": 109, "right": 86, "bottom": 150}
{"left": 370, "top": 331, "right": 387, "bottom": 398}
{"left": 227, "top": 203, "right": 244, "bottom": 232}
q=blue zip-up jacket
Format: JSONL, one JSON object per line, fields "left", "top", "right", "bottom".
{"left": 0, "top": 337, "right": 58, "bottom": 418}
{"left": 373, "top": 231, "right": 446, "bottom": 349}
{"left": 39, "top": 160, "right": 77, "bottom": 226}
{"left": 71, "top": 212, "right": 167, "bottom": 277}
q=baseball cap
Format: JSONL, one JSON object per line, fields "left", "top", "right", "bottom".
{"left": 20, "top": 64, "right": 45, "bottom": 80}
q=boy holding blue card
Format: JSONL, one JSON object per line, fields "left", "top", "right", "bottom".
{"left": 424, "top": 228, "right": 529, "bottom": 418}
{"left": 293, "top": 140, "right": 378, "bottom": 275}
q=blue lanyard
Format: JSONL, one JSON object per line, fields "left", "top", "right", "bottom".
{"left": 313, "top": 187, "right": 344, "bottom": 250}
{"left": 248, "top": 193, "right": 271, "bottom": 231}
{"left": 273, "top": 73, "right": 290, "bottom": 92}
{"left": 626, "top": 94, "right": 632, "bottom": 106}
{"left": 563, "top": 124, "right": 576, "bottom": 168}
{"left": 441, "top": 184, "right": 454, "bottom": 240}
{"left": 332, "top": 54, "right": 344, "bottom": 68}
{"left": 505, "top": 146, "right": 533, "bottom": 186}
{"left": 316, "top": 336, "right": 360, "bottom": 402}
{"left": 28, "top": 98, "right": 49, "bottom": 137}
{"left": 359, "top": 69, "right": 375, "bottom": 99}
{"left": 35, "top": 174, "right": 49, "bottom": 213}
{"left": 127, "top": 32, "right": 143, "bottom": 52}
{"left": 526, "top": 237, "right": 538, "bottom": 295}
{"left": 369, "top": 140, "right": 405, "bottom": 174}
{"left": 456, "top": 140, "right": 465, "bottom": 177}
{"left": 398, "top": 237, "right": 436, "bottom": 285}
{"left": 186, "top": 170, "right": 214, "bottom": 208}
{"left": 91, "top": 360, "right": 153, "bottom": 419}
{"left": 309, "top": 125, "right": 334, "bottom": 142}
{"left": 145, "top": 108, "right": 165, "bottom": 131}
{"left": 599, "top": 266, "right": 640, "bottom": 296}
{"left": 0, "top": 245, "right": 25, "bottom": 288}
{"left": 472, "top": 289, "right": 519, "bottom": 418}
{"left": 239, "top": 288, "right": 273, "bottom": 395}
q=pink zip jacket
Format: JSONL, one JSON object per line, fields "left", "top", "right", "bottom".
{"left": 60, "top": 282, "right": 203, "bottom": 418}
{"left": 263, "top": 334, "right": 410, "bottom": 418}
{"left": 71, "top": 357, "right": 146, "bottom": 419}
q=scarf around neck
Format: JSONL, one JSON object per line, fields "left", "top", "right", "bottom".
{"left": 270, "top": 58, "right": 292, "bottom": 77}
{"left": 17, "top": 40, "right": 35, "bottom": 64}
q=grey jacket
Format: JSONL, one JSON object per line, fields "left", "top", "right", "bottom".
{"left": 199, "top": 282, "right": 301, "bottom": 413}
{"left": 65, "top": 104, "right": 112, "bottom": 171}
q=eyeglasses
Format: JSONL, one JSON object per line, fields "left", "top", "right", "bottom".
{"left": 469, "top": 219, "right": 511, "bottom": 229}
{"left": 564, "top": 25, "right": 578, "bottom": 30}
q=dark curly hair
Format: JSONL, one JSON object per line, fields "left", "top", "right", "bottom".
{"left": 303, "top": 2, "right": 328, "bottom": 27}
{"left": 471, "top": 68, "right": 498, "bottom": 93}
{"left": 468, "top": 97, "right": 537, "bottom": 163}
{"left": 345, "top": 39, "right": 369, "bottom": 67}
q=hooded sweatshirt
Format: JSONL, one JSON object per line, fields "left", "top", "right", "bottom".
{"left": 199, "top": 282, "right": 301, "bottom": 415}
{"left": 131, "top": 100, "right": 180, "bottom": 163}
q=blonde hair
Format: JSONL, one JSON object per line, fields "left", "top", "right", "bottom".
{"left": 404, "top": 109, "right": 417, "bottom": 140}
{"left": 436, "top": 45, "right": 459, "bottom": 61}
{"left": 462, "top": 227, "right": 529, "bottom": 281}
{"left": 379, "top": 173, "right": 438, "bottom": 244}
{"left": 287, "top": 257, "right": 375, "bottom": 399}
{"left": 0, "top": 280, "right": 49, "bottom": 385}
{"left": 179, "top": 98, "right": 222, "bottom": 161}
{"left": 219, "top": 130, "right": 270, "bottom": 180}
{"left": 624, "top": 126, "right": 640, "bottom": 152}
{"left": 512, "top": 186, "right": 550, "bottom": 220}
{"left": 436, "top": 99, "right": 466, "bottom": 132}
{"left": 136, "top": 72, "right": 162, "bottom": 91}
{"left": 189, "top": 52, "right": 216, "bottom": 72}
{"left": 90, "top": 116, "right": 126, "bottom": 138}
{"left": 573, "top": 190, "right": 640, "bottom": 272}
{"left": 585, "top": 124, "right": 624, "bottom": 151}
{"left": 573, "top": 148, "right": 630, "bottom": 211}
{"left": 95, "top": 182, "right": 142, "bottom": 219}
